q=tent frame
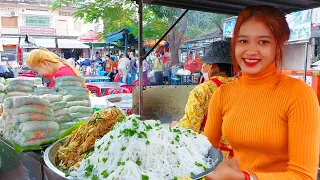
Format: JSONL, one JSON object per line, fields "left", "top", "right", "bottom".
{"left": 137, "top": 0, "right": 316, "bottom": 116}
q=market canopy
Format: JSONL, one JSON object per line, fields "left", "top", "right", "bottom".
{"left": 144, "top": 40, "right": 166, "bottom": 47}
{"left": 57, "top": 39, "right": 89, "bottom": 49}
{"left": 106, "top": 28, "right": 132, "bottom": 43}
{"left": 78, "top": 31, "right": 99, "bottom": 43}
{"left": 143, "top": 0, "right": 320, "bottom": 14}
{"left": 20, "top": 37, "right": 56, "bottom": 48}
{"left": 84, "top": 42, "right": 108, "bottom": 48}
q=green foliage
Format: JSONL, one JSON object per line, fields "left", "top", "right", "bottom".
{"left": 50, "top": 0, "right": 167, "bottom": 40}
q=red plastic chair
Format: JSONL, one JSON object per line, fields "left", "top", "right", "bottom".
{"left": 87, "top": 85, "right": 101, "bottom": 97}
{"left": 133, "top": 79, "right": 147, "bottom": 86}
{"left": 121, "top": 85, "right": 134, "bottom": 93}
{"left": 114, "top": 73, "right": 121, "bottom": 82}
{"left": 107, "top": 87, "right": 130, "bottom": 95}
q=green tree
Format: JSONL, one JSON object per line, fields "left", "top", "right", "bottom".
{"left": 51, "top": 0, "right": 230, "bottom": 64}
{"left": 50, "top": 0, "right": 167, "bottom": 40}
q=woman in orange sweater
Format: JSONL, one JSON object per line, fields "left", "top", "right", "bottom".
{"left": 204, "top": 5, "right": 319, "bottom": 180}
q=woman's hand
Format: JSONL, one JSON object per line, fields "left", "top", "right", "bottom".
{"left": 170, "top": 121, "right": 179, "bottom": 127}
{"left": 206, "top": 157, "right": 245, "bottom": 180}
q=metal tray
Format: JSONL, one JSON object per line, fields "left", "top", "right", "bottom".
{"left": 44, "top": 138, "right": 223, "bottom": 180}
{"left": 43, "top": 137, "right": 70, "bottom": 179}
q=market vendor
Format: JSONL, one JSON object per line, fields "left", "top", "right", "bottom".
{"left": 204, "top": 5, "right": 319, "bottom": 180}
{"left": 171, "top": 39, "right": 234, "bottom": 159}
{"left": 173, "top": 39, "right": 234, "bottom": 133}
{"left": 26, "top": 48, "right": 83, "bottom": 88}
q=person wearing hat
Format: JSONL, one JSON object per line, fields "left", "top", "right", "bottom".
{"left": 171, "top": 39, "right": 234, "bottom": 158}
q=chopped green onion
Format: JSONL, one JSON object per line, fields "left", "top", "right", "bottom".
{"left": 145, "top": 140, "right": 150, "bottom": 145}
{"left": 101, "top": 170, "right": 109, "bottom": 178}
{"left": 142, "top": 175, "right": 149, "bottom": 180}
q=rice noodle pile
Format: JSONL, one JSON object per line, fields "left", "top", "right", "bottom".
{"left": 70, "top": 115, "right": 214, "bottom": 180}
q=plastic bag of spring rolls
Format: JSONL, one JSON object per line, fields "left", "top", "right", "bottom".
{"left": 13, "top": 120, "right": 86, "bottom": 153}
{"left": 12, "top": 113, "right": 54, "bottom": 123}
{"left": 55, "top": 114, "right": 74, "bottom": 123}
{"left": 9, "top": 79, "right": 34, "bottom": 86}
{"left": 19, "top": 121, "right": 59, "bottom": 132}
{"left": 7, "top": 92, "right": 30, "bottom": 98}
{"left": 58, "top": 88, "right": 89, "bottom": 96}
{"left": 54, "top": 108, "right": 69, "bottom": 117}
{"left": 4, "top": 105, "right": 54, "bottom": 116}
{"left": 34, "top": 87, "right": 57, "bottom": 95}
{"left": 20, "top": 129, "right": 58, "bottom": 142}
{"left": 66, "top": 100, "right": 90, "bottom": 108}
{"left": 41, "top": 94, "right": 63, "bottom": 103}
{"left": 55, "top": 80, "right": 84, "bottom": 88}
{"left": 63, "top": 95, "right": 89, "bottom": 102}
{"left": 58, "top": 86, "right": 88, "bottom": 91}
{"left": 6, "top": 84, "right": 34, "bottom": 93}
{"left": 70, "top": 112, "right": 93, "bottom": 119}
{"left": 59, "top": 122, "right": 76, "bottom": 130}
{"left": 0, "top": 83, "right": 5, "bottom": 91}
{"left": 13, "top": 96, "right": 50, "bottom": 108}
{"left": 50, "top": 101, "right": 67, "bottom": 111}
{"left": 0, "top": 93, "right": 6, "bottom": 103}
{"left": 18, "top": 136, "right": 57, "bottom": 146}
{"left": 3, "top": 97, "right": 13, "bottom": 110}
{"left": 55, "top": 76, "right": 84, "bottom": 83}
{"left": 69, "top": 106, "right": 93, "bottom": 114}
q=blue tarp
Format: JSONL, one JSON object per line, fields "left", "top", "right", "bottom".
{"left": 106, "top": 28, "right": 132, "bottom": 43}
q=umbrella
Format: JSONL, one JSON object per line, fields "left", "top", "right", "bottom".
{"left": 79, "top": 31, "right": 99, "bottom": 42}
{"left": 144, "top": 40, "right": 166, "bottom": 47}
{"left": 78, "top": 31, "right": 99, "bottom": 59}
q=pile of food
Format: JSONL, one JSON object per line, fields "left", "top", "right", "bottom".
{"left": 57, "top": 107, "right": 125, "bottom": 168}
{"left": 69, "top": 115, "right": 214, "bottom": 180}
{"left": 34, "top": 86, "right": 57, "bottom": 95}
{"left": 41, "top": 94, "right": 71, "bottom": 135}
{"left": 55, "top": 76, "right": 92, "bottom": 120}
{"left": 2, "top": 96, "right": 58, "bottom": 146}
{"left": 6, "top": 79, "right": 35, "bottom": 97}
{"left": 0, "top": 78, "right": 7, "bottom": 116}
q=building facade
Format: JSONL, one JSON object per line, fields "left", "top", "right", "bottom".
{"left": 0, "top": 0, "right": 103, "bottom": 63}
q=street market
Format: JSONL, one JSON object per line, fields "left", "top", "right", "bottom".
{"left": 0, "top": 0, "right": 319, "bottom": 180}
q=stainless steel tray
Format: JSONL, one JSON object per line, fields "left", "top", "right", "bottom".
{"left": 43, "top": 137, "right": 70, "bottom": 179}
{"left": 44, "top": 137, "right": 223, "bottom": 180}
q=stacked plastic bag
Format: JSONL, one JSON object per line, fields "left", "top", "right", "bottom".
{"left": 0, "top": 78, "right": 7, "bottom": 116}
{"left": 2, "top": 96, "right": 58, "bottom": 146}
{"left": 6, "top": 79, "right": 35, "bottom": 98}
{"left": 41, "top": 94, "right": 74, "bottom": 135}
{"left": 34, "top": 87, "right": 57, "bottom": 95}
{"left": 56, "top": 76, "right": 93, "bottom": 121}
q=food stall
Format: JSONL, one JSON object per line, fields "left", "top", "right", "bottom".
{"left": 1, "top": 1, "right": 320, "bottom": 180}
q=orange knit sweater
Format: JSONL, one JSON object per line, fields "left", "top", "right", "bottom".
{"left": 204, "top": 63, "right": 320, "bottom": 180}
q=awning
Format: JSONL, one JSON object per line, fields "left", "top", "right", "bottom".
{"left": 84, "top": 42, "right": 107, "bottom": 48}
{"left": 144, "top": 0, "right": 320, "bottom": 15}
{"left": 106, "top": 28, "right": 132, "bottom": 43}
{"left": 20, "top": 37, "right": 56, "bottom": 48}
{"left": 0, "top": 38, "right": 19, "bottom": 46}
{"left": 58, "top": 39, "right": 89, "bottom": 49}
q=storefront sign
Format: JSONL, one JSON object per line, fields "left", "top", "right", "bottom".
{"left": 311, "top": 24, "right": 320, "bottom": 37}
{"left": 312, "top": 8, "right": 320, "bottom": 25}
{"left": 20, "top": 26, "right": 55, "bottom": 36}
{"left": 286, "top": 9, "right": 311, "bottom": 42}
{"left": 223, "top": 18, "right": 237, "bottom": 38}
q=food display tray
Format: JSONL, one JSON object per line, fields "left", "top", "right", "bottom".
{"left": 44, "top": 137, "right": 223, "bottom": 180}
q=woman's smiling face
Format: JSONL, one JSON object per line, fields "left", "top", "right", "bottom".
{"left": 235, "top": 19, "right": 277, "bottom": 75}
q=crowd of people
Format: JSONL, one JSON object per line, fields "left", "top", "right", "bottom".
{"left": 63, "top": 51, "right": 176, "bottom": 86}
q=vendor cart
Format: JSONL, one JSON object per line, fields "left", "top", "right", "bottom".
{"left": 1, "top": 1, "right": 320, "bottom": 180}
